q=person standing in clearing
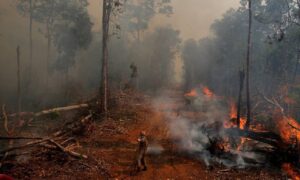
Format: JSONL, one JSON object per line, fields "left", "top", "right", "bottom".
{"left": 136, "top": 131, "right": 148, "bottom": 171}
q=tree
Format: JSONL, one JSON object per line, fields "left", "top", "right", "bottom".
{"left": 245, "top": 0, "right": 253, "bottom": 129}
{"left": 16, "top": 0, "right": 35, "bottom": 86}
{"left": 100, "top": 0, "right": 125, "bottom": 116}
{"left": 100, "top": 0, "right": 112, "bottom": 117}
{"left": 139, "top": 26, "right": 181, "bottom": 91}
{"left": 31, "top": 0, "right": 56, "bottom": 84}
{"left": 121, "top": 0, "right": 173, "bottom": 41}
{"left": 51, "top": 0, "right": 92, "bottom": 74}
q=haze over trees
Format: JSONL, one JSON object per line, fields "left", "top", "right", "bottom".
{"left": 0, "top": 0, "right": 299, "bottom": 115}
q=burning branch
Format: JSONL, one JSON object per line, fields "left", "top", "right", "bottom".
{"left": 288, "top": 122, "right": 300, "bottom": 132}
{"left": 226, "top": 128, "right": 282, "bottom": 147}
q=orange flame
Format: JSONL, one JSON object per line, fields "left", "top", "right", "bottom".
{"left": 184, "top": 89, "right": 198, "bottom": 97}
{"left": 223, "top": 102, "right": 249, "bottom": 151}
{"left": 277, "top": 116, "right": 300, "bottom": 143}
{"left": 202, "top": 86, "right": 214, "bottom": 98}
{"left": 224, "top": 102, "right": 247, "bottom": 130}
{"left": 229, "top": 102, "right": 237, "bottom": 119}
{"left": 282, "top": 163, "right": 300, "bottom": 180}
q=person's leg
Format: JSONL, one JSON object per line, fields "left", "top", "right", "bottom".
{"left": 137, "top": 155, "right": 142, "bottom": 171}
{"left": 141, "top": 156, "right": 147, "bottom": 171}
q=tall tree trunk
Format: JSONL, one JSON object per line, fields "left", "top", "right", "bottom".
{"left": 16, "top": 46, "right": 21, "bottom": 121}
{"left": 100, "top": 0, "right": 112, "bottom": 118}
{"left": 245, "top": 0, "right": 253, "bottom": 129}
{"left": 46, "top": 0, "right": 54, "bottom": 88}
{"left": 293, "top": 47, "right": 300, "bottom": 83}
{"left": 29, "top": 0, "right": 33, "bottom": 82}
{"left": 46, "top": 21, "right": 51, "bottom": 87}
{"left": 237, "top": 70, "right": 245, "bottom": 128}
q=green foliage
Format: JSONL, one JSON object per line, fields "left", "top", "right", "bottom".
{"left": 52, "top": 1, "right": 93, "bottom": 72}
{"left": 181, "top": 2, "right": 300, "bottom": 97}
{"left": 16, "top": 0, "right": 93, "bottom": 73}
{"left": 120, "top": 0, "right": 173, "bottom": 39}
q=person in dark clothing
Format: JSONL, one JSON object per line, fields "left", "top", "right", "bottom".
{"left": 136, "top": 131, "right": 148, "bottom": 171}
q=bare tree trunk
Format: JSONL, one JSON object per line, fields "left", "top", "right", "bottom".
{"left": 236, "top": 70, "right": 245, "bottom": 128}
{"left": 29, "top": 0, "right": 33, "bottom": 82}
{"left": 46, "top": 21, "right": 51, "bottom": 87}
{"left": 45, "top": 0, "right": 54, "bottom": 89}
{"left": 245, "top": 0, "right": 253, "bottom": 129}
{"left": 293, "top": 47, "right": 300, "bottom": 83}
{"left": 100, "top": 0, "right": 112, "bottom": 118}
{"left": 17, "top": 46, "right": 21, "bottom": 121}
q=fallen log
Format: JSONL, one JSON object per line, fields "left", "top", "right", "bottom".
{"left": 48, "top": 139, "right": 87, "bottom": 159}
{"left": 0, "top": 137, "right": 87, "bottom": 159}
{"left": 34, "top": 104, "right": 89, "bottom": 117}
{"left": 53, "top": 114, "right": 93, "bottom": 137}
{"left": 225, "top": 128, "right": 282, "bottom": 148}
{"left": 8, "top": 103, "right": 89, "bottom": 118}
{"left": 0, "top": 138, "right": 50, "bottom": 155}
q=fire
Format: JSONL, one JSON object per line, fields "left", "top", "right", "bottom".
{"left": 184, "top": 89, "right": 198, "bottom": 97}
{"left": 240, "top": 118, "right": 247, "bottom": 130}
{"left": 277, "top": 116, "right": 300, "bottom": 143}
{"left": 184, "top": 86, "right": 215, "bottom": 99}
{"left": 224, "top": 102, "right": 247, "bottom": 129}
{"left": 282, "top": 163, "right": 300, "bottom": 180}
{"left": 229, "top": 102, "right": 237, "bottom": 119}
{"left": 202, "top": 86, "right": 214, "bottom": 98}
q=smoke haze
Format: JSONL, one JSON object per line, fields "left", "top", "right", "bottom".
{"left": 88, "top": 0, "right": 239, "bottom": 39}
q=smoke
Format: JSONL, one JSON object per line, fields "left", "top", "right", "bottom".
{"left": 152, "top": 87, "right": 265, "bottom": 168}
{"left": 147, "top": 144, "right": 164, "bottom": 155}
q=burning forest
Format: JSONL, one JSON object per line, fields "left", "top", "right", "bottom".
{"left": 1, "top": 0, "right": 300, "bottom": 179}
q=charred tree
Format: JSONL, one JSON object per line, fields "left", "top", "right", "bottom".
{"left": 293, "top": 47, "right": 300, "bottom": 83}
{"left": 17, "top": 46, "right": 21, "bottom": 121}
{"left": 100, "top": 0, "right": 112, "bottom": 118}
{"left": 245, "top": 0, "right": 253, "bottom": 129}
{"left": 237, "top": 70, "right": 245, "bottom": 128}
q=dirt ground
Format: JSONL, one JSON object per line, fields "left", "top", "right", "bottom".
{"left": 1, "top": 92, "right": 287, "bottom": 180}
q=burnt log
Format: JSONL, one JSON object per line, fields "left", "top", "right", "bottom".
{"left": 225, "top": 128, "right": 283, "bottom": 148}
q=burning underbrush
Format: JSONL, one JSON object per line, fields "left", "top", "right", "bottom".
{"left": 155, "top": 85, "right": 300, "bottom": 178}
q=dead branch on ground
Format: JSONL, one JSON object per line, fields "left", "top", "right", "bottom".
{"left": 8, "top": 103, "right": 89, "bottom": 119}
{"left": 48, "top": 139, "right": 88, "bottom": 159}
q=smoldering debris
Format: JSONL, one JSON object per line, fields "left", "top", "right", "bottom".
{"left": 152, "top": 87, "right": 269, "bottom": 168}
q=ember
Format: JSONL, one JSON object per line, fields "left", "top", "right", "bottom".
{"left": 282, "top": 163, "right": 300, "bottom": 180}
